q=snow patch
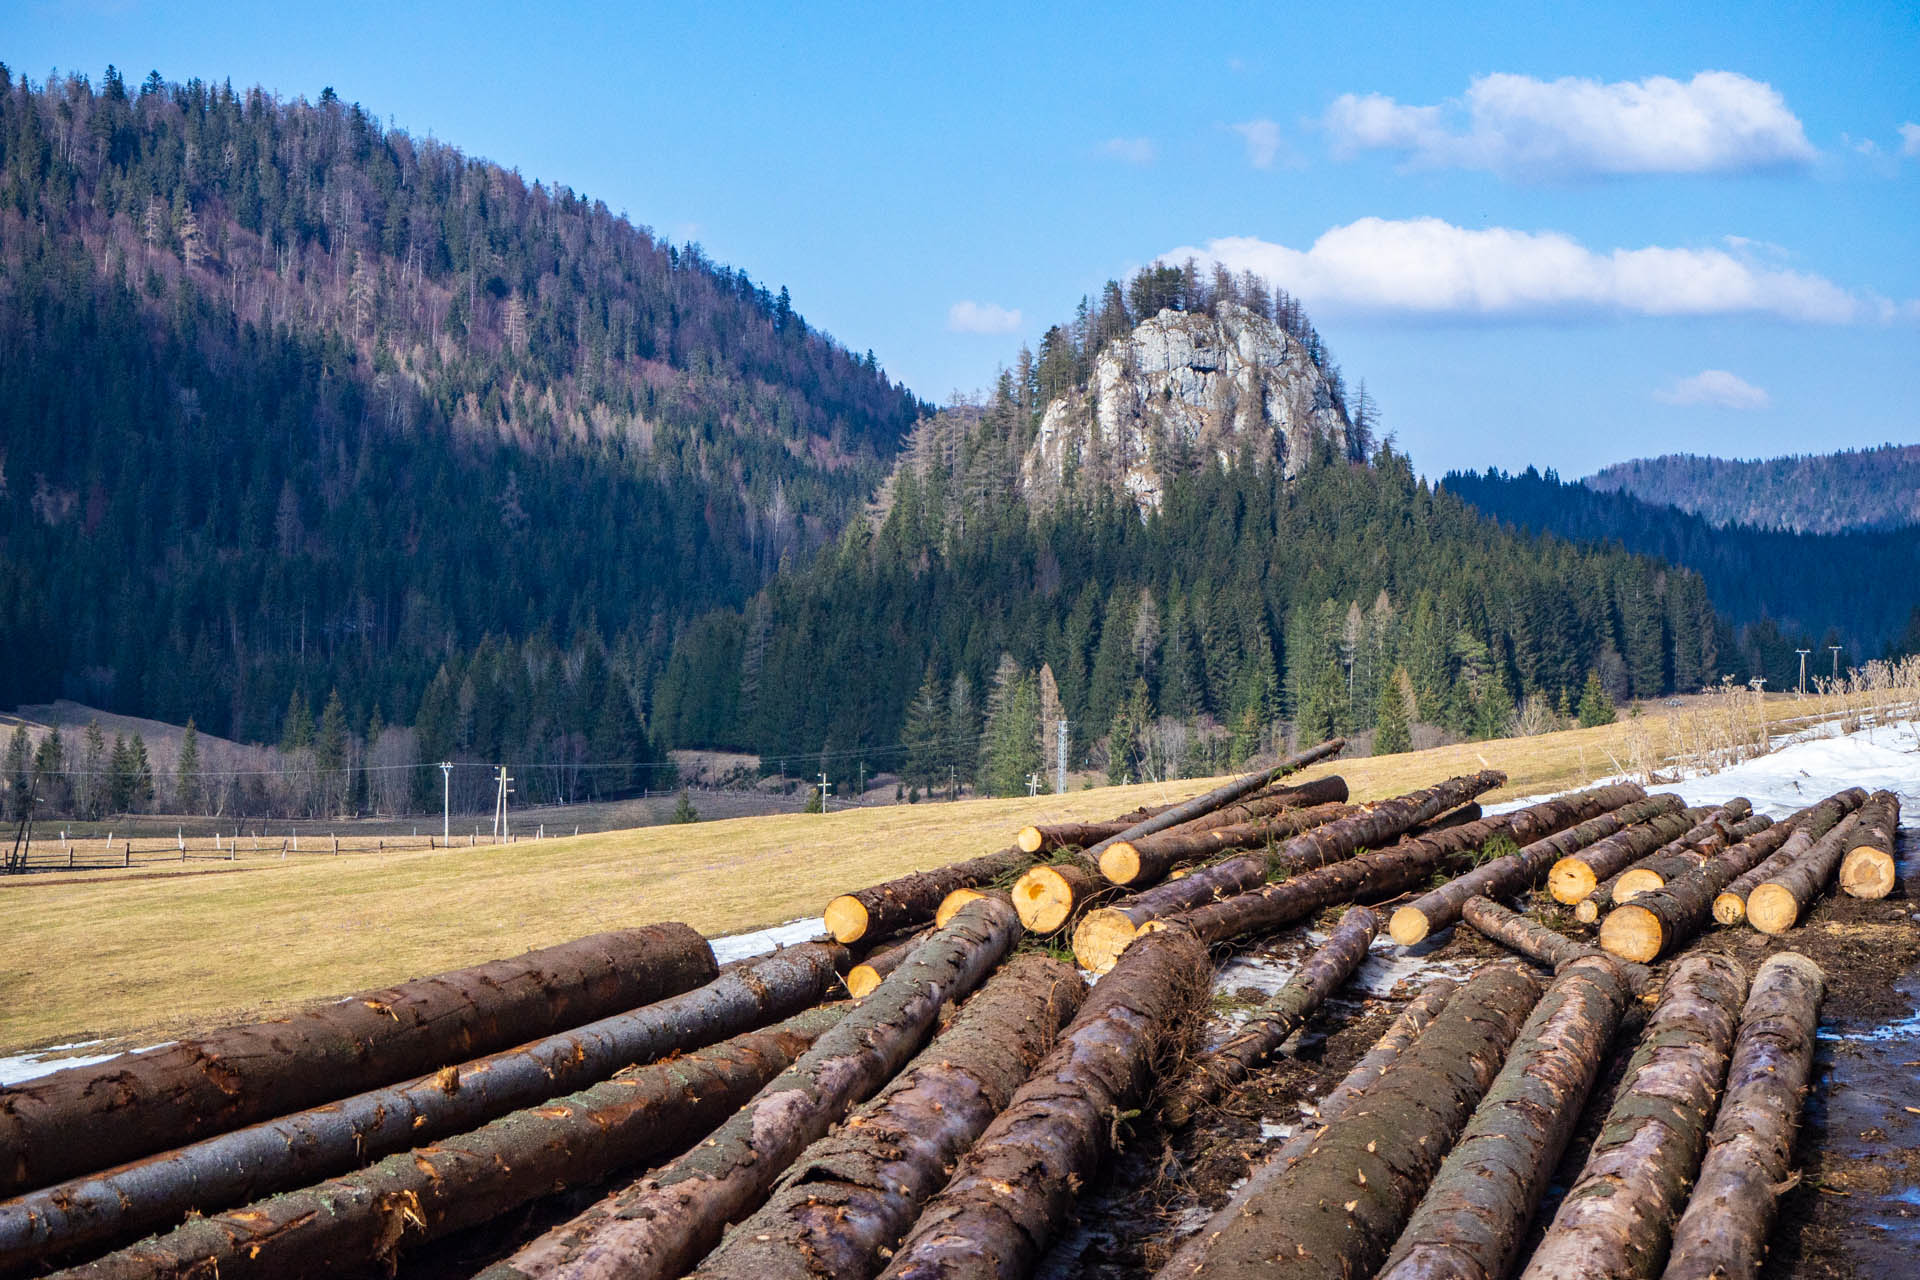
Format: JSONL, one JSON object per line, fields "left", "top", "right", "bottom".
{"left": 0, "top": 1041, "right": 171, "bottom": 1087}
{"left": 708, "top": 917, "right": 826, "bottom": 965}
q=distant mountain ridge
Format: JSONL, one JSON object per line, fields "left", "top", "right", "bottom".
{"left": 1586, "top": 444, "right": 1920, "bottom": 534}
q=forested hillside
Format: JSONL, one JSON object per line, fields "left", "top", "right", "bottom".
{"left": 1444, "top": 467, "right": 1920, "bottom": 681}
{"left": 0, "top": 65, "right": 924, "bottom": 796}
{"left": 1587, "top": 444, "right": 1920, "bottom": 533}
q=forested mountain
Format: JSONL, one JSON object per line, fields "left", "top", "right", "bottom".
{"left": 649, "top": 290, "right": 1718, "bottom": 796}
{"left": 0, "top": 65, "right": 924, "bottom": 798}
{"left": 1444, "top": 467, "right": 1920, "bottom": 682}
{"left": 1586, "top": 444, "right": 1920, "bottom": 533}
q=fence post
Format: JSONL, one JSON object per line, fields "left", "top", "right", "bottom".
{"left": 123, "top": 841, "right": 130, "bottom": 868}
{"left": 332, "top": 833, "right": 339, "bottom": 856}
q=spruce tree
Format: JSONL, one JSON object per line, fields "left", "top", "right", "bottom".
{"left": 5, "top": 725, "right": 30, "bottom": 820}
{"left": 80, "top": 720, "right": 106, "bottom": 820}
{"left": 1577, "top": 671, "right": 1617, "bottom": 727}
{"left": 281, "top": 691, "right": 314, "bottom": 753}
{"left": 1373, "top": 669, "right": 1412, "bottom": 755}
{"left": 176, "top": 719, "right": 202, "bottom": 814}
{"left": 316, "top": 691, "right": 348, "bottom": 815}
{"left": 900, "top": 673, "right": 945, "bottom": 789}
{"left": 128, "top": 735, "right": 155, "bottom": 812}
{"left": 108, "top": 734, "right": 133, "bottom": 815}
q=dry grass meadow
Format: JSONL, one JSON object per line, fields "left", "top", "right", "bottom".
{"left": 0, "top": 687, "right": 1899, "bottom": 1052}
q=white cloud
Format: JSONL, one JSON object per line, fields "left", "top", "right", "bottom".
{"left": 947, "top": 300, "right": 1024, "bottom": 335}
{"left": 1230, "top": 118, "right": 1286, "bottom": 169}
{"left": 1324, "top": 71, "right": 1816, "bottom": 177}
{"left": 1162, "top": 217, "right": 1880, "bottom": 323}
{"left": 1098, "top": 136, "right": 1156, "bottom": 165}
{"left": 1653, "top": 370, "right": 1771, "bottom": 410}
{"left": 1901, "top": 123, "right": 1920, "bottom": 158}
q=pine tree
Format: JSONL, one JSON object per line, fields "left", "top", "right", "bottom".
{"left": 1374, "top": 668, "right": 1413, "bottom": 755}
{"left": 176, "top": 719, "right": 202, "bottom": 814}
{"left": 4, "top": 725, "right": 30, "bottom": 821}
{"left": 1577, "top": 671, "right": 1617, "bottom": 727}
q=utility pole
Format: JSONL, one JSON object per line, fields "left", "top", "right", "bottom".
{"left": 1055, "top": 719, "right": 1069, "bottom": 794}
{"left": 439, "top": 762, "right": 452, "bottom": 842}
{"left": 1794, "top": 649, "right": 1811, "bottom": 696}
{"left": 817, "top": 772, "right": 831, "bottom": 813}
{"left": 1027, "top": 773, "right": 1040, "bottom": 796}
{"left": 857, "top": 761, "right": 865, "bottom": 802}
{"left": 493, "top": 766, "right": 513, "bottom": 839}
{"left": 1829, "top": 645, "right": 1843, "bottom": 681}
{"left": 948, "top": 765, "right": 956, "bottom": 802}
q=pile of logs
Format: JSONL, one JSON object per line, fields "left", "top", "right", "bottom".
{"left": 5, "top": 743, "right": 1901, "bottom": 1280}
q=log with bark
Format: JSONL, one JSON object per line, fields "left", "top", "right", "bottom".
{"left": 1574, "top": 811, "right": 1770, "bottom": 924}
{"left": 1461, "top": 896, "right": 1652, "bottom": 993}
{"left": 1412, "top": 801, "right": 1484, "bottom": 834}
{"left": 1661, "top": 952, "right": 1825, "bottom": 1280}
{"left": 932, "top": 887, "right": 1009, "bottom": 929}
{"left": 1549, "top": 803, "right": 1726, "bottom": 904}
{"left": 1153, "top": 977, "right": 1460, "bottom": 1279}
{"left": 824, "top": 847, "right": 1032, "bottom": 944}
{"left": 1172, "top": 961, "right": 1545, "bottom": 1280}
{"left": 846, "top": 930, "right": 931, "bottom": 998}
{"left": 872, "top": 927, "right": 1210, "bottom": 1280}
{"left": 482, "top": 896, "right": 1020, "bottom": 1280}
{"left": 1388, "top": 793, "right": 1681, "bottom": 945}
{"left": 1375, "top": 956, "right": 1636, "bottom": 1280}
{"left": 1010, "top": 861, "right": 1108, "bottom": 933}
{"left": 1709, "top": 799, "right": 1858, "bottom": 927}
{"left": 1518, "top": 951, "right": 1749, "bottom": 1280}
{"left": 53, "top": 1006, "right": 847, "bottom": 1280}
{"left": 1096, "top": 801, "right": 1358, "bottom": 888}
{"left": 0, "top": 924, "right": 716, "bottom": 1197}
{"left": 1162, "top": 906, "right": 1380, "bottom": 1125}
{"left": 1077, "top": 782, "right": 1644, "bottom": 974}
{"left": 1601, "top": 792, "right": 1862, "bottom": 962}
{"left": 0, "top": 944, "right": 842, "bottom": 1273}
{"left": 687, "top": 953, "right": 1086, "bottom": 1280}
{"left": 1611, "top": 805, "right": 1770, "bottom": 901}
{"left": 1747, "top": 810, "right": 1867, "bottom": 935}
{"left": 1022, "top": 776, "right": 1352, "bottom": 857}
{"left": 1839, "top": 790, "right": 1902, "bottom": 900}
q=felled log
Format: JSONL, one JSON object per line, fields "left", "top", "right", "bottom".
{"left": 1574, "top": 811, "right": 1768, "bottom": 923}
{"left": 1097, "top": 801, "right": 1357, "bottom": 888}
{"left": 1375, "top": 956, "right": 1635, "bottom": 1280}
{"left": 0, "top": 924, "right": 716, "bottom": 1196}
{"left": 1078, "top": 783, "right": 1642, "bottom": 974}
{"left": 1163, "top": 906, "right": 1380, "bottom": 1125}
{"left": 846, "top": 930, "right": 931, "bottom": 998}
{"left": 824, "top": 847, "right": 1032, "bottom": 944}
{"left": 1177, "top": 961, "right": 1544, "bottom": 1280}
{"left": 688, "top": 954, "right": 1086, "bottom": 1280}
{"left": 1748, "top": 810, "right": 1867, "bottom": 934}
{"left": 1518, "top": 952, "right": 1749, "bottom": 1280}
{"left": 1839, "top": 790, "right": 1902, "bottom": 899}
{"left": 1711, "top": 811, "right": 1835, "bottom": 926}
{"left": 932, "top": 886, "right": 1009, "bottom": 928}
{"left": 1010, "top": 861, "right": 1107, "bottom": 933}
{"left": 1549, "top": 803, "right": 1720, "bottom": 904}
{"left": 1461, "top": 896, "right": 1651, "bottom": 993}
{"left": 0, "top": 945, "right": 842, "bottom": 1272}
{"left": 484, "top": 897, "right": 1019, "bottom": 1280}
{"left": 1153, "top": 977, "right": 1459, "bottom": 1279}
{"left": 1661, "top": 953, "right": 1825, "bottom": 1280}
{"left": 1022, "top": 775, "right": 1351, "bottom": 856}
{"left": 1611, "top": 806, "right": 1770, "bottom": 901}
{"left": 1604, "top": 792, "right": 1863, "bottom": 962}
{"left": 872, "top": 927, "right": 1208, "bottom": 1280}
{"left": 1412, "top": 801, "right": 1483, "bottom": 833}
{"left": 1615, "top": 806, "right": 1763, "bottom": 895}
{"left": 1389, "top": 792, "right": 1678, "bottom": 945}
{"left": 55, "top": 1007, "right": 847, "bottom": 1280}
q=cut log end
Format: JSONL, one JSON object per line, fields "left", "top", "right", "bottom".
{"left": 1099, "top": 842, "right": 1143, "bottom": 886}
{"left": 934, "top": 887, "right": 987, "bottom": 928}
{"left": 844, "top": 964, "right": 884, "bottom": 998}
{"left": 1548, "top": 857, "right": 1597, "bottom": 905}
{"left": 1613, "top": 868, "right": 1665, "bottom": 902}
{"left": 1573, "top": 898, "right": 1601, "bottom": 925}
{"left": 1840, "top": 846, "right": 1896, "bottom": 900}
{"left": 1713, "top": 890, "right": 1748, "bottom": 926}
{"left": 1016, "top": 825, "right": 1045, "bottom": 854}
{"left": 822, "top": 895, "right": 869, "bottom": 944}
{"left": 1388, "top": 904, "right": 1431, "bottom": 946}
{"left": 1598, "top": 903, "right": 1662, "bottom": 964}
{"left": 1013, "top": 866, "right": 1076, "bottom": 933}
{"left": 1746, "top": 882, "right": 1801, "bottom": 935}
{"left": 1072, "top": 909, "right": 1140, "bottom": 974}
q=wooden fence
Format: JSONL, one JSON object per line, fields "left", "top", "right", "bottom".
{"left": 5, "top": 828, "right": 557, "bottom": 874}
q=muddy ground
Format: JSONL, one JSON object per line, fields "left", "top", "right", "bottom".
{"left": 1031, "top": 828, "right": 1920, "bottom": 1279}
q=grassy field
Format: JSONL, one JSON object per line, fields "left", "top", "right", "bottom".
{"left": 0, "top": 693, "right": 1864, "bottom": 1051}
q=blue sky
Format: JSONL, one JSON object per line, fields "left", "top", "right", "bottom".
{"left": 9, "top": 0, "right": 1917, "bottom": 476}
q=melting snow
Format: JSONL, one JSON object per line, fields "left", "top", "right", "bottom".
{"left": 709, "top": 917, "right": 826, "bottom": 964}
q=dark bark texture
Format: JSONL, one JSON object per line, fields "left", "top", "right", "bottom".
{"left": 825, "top": 848, "right": 1032, "bottom": 943}
{"left": 1461, "top": 897, "right": 1651, "bottom": 993}
{"left": 0, "top": 924, "right": 716, "bottom": 1196}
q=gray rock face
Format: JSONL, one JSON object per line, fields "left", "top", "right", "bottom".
{"left": 1020, "top": 303, "right": 1350, "bottom": 515}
